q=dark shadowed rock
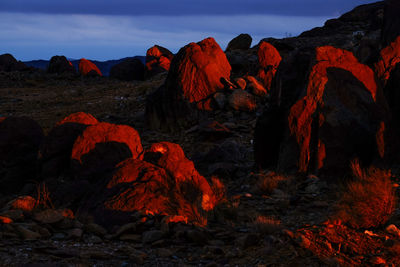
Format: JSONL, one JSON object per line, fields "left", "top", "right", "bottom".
{"left": 146, "top": 37, "right": 231, "bottom": 131}
{"left": 226, "top": 34, "right": 252, "bottom": 52}
{"left": 47, "top": 56, "right": 76, "bottom": 74}
{"left": 79, "top": 58, "right": 102, "bottom": 76}
{"left": 255, "top": 46, "right": 390, "bottom": 178}
{"left": 0, "top": 117, "right": 44, "bottom": 194}
{"left": 145, "top": 45, "right": 174, "bottom": 79}
{"left": 382, "top": 0, "right": 400, "bottom": 46}
{"left": 110, "top": 58, "right": 145, "bottom": 81}
{"left": 0, "top": 54, "right": 28, "bottom": 72}
{"left": 41, "top": 112, "right": 99, "bottom": 178}
{"left": 71, "top": 122, "right": 143, "bottom": 179}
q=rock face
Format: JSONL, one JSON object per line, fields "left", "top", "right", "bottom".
{"left": 79, "top": 58, "right": 102, "bottom": 76}
{"left": 228, "top": 89, "right": 257, "bottom": 111}
{"left": 146, "top": 37, "right": 231, "bottom": 130}
{"left": 71, "top": 122, "right": 143, "bottom": 179}
{"left": 90, "top": 142, "right": 224, "bottom": 227}
{"left": 0, "top": 117, "right": 44, "bottom": 194}
{"left": 47, "top": 56, "right": 75, "bottom": 74}
{"left": 0, "top": 54, "right": 28, "bottom": 72}
{"left": 145, "top": 45, "right": 174, "bottom": 78}
{"left": 256, "top": 42, "right": 282, "bottom": 92}
{"left": 41, "top": 112, "right": 99, "bottom": 178}
{"left": 109, "top": 58, "right": 145, "bottom": 81}
{"left": 255, "top": 46, "right": 389, "bottom": 177}
{"left": 226, "top": 34, "right": 252, "bottom": 51}
{"left": 382, "top": 0, "right": 400, "bottom": 46}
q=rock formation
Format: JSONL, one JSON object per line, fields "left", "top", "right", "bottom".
{"left": 79, "top": 58, "right": 102, "bottom": 76}
{"left": 0, "top": 54, "right": 28, "bottom": 72}
{"left": 47, "top": 56, "right": 75, "bottom": 74}
{"left": 109, "top": 58, "right": 145, "bottom": 81}
{"left": 146, "top": 37, "right": 231, "bottom": 130}
{"left": 145, "top": 45, "right": 174, "bottom": 79}
{"left": 226, "top": 34, "right": 252, "bottom": 52}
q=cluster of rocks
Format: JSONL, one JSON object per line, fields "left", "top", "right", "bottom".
{"left": 0, "top": 113, "right": 226, "bottom": 230}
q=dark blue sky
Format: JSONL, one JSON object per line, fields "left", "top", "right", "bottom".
{"left": 0, "top": 0, "right": 379, "bottom": 60}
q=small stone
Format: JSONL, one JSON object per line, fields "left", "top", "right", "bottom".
{"left": 0, "top": 215, "right": 13, "bottom": 224}
{"left": 114, "top": 223, "right": 137, "bottom": 237}
{"left": 234, "top": 78, "right": 247, "bottom": 90}
{"left": 213, "top": 92, "right": 227, "bottom": 109}
{"left": 386, "top": 224, "right": 400, "bottom": 237}
{"left": 16, "top": 225, "right": 41, "bottom": 240}
{"left": 52, "top": 233, "right": 67, "bottom": 240}
{"left": 119, "top": 234, "right": 142, "bottom": 242}
{"left": 186, "top": 229, "right": 209, "bottom": 245}
{"left": 33, "top": 209, "right": 64, "bottom": 224}
{"left": 84, "top": 235, "right": 103, "bottom": 244}
{"left": 85, "top": 223, "right": 107, "bottom": 237}
{"left": 7, "top": 196, "right": 36, "bottom": 212}
{"left": 142, "top": 230, "right": 164, "bottom": 243}
{"left": 1, "top": 210, "right": 24, "bottom": 221}
{"left": 67, "top": 228, "right": 83, "bottom": 239}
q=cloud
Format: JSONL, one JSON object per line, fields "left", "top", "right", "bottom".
{"left": 0, "top": 12, "right": 330, "bottom": 60}
{"left": 0, "top": 0, "right": 379, "bottom": 16}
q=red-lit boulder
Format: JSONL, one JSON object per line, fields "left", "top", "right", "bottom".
{"left": 245, "top": 76, "right": 267, "bottom": 97}
{"left": 110, "top": 58, "right": 145, "bottom": 81}
{"left": 79, "top": 58, "right": 102, "bottom": 76}
{"left": 41, "top": 112, "right": 99, "bottom": 178}
{"left": 255, "top": 46, "right": 389, "bottom": 177}
{"left": 256, "top": 41, "right": 282, "bottom": 92}
{"left": 0, "top": 117, "right": 44, "bottom": 193}
{"left": 47, "top": 55, "right": 75, "bottom": 74}
{"left": 375, "top": 36, "right": 400, "bottom": 83}
{"left": 71, "top": 122, "right": 143, "bottom": 179}
{"left": 145, "top": 45, "right": 174, "bottom": 79}
{"left": 90, "top": 142, "right": 225, "bottom": 227}
{"left": 382, "top": 0, "right": 400, "bottom": 46}
{"left": 146, "top": 37, "right": 232, "bottom": 130}
{"left": 0, "top": 54, "right": 28, "bottom": 72}
{"left": 226, "top": 33, "right": 252, "bottom": 52}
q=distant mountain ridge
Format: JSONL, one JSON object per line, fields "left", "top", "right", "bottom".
{"left": 23, "top": 56, "right": 146, "bottom": 76}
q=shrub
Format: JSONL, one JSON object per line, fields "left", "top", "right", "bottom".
{"left": 334, "top": 160, "right": 396, "bottom": 229}
{"left": 253, "top": 171, "right": 287, "bottom": 195}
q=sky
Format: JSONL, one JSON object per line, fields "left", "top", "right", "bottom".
{"left": 0, "top": 0, "right": 379, "bottom": 61}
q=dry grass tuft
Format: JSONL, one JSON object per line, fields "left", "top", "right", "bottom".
{"left": 252, "top": 215, "right": 282, "bottom": 234}
{"left": 253, "top": 171, "right": 288, "bottom": 195}
{"left": 334, "top": 159, "right": 396, "bottom": 229}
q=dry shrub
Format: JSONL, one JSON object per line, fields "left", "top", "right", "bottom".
{"left": 335, "top": 159, "right": 396, "bottom": 229}
{"left": 254, "top": 171, "right": 287, "bottom": 195}
{"left": 252, "top": 215, "right": 282, "bottom": 234}
{"left": 35, "top": 182, "right": 54, "bottom": 210}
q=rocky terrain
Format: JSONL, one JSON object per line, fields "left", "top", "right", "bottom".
{"left": 1, "top": 1, "right": 400, "bottom": 266}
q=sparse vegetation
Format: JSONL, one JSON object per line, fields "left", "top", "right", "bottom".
{"left": 334, "top": 159, "right": 396, "bottom": 229}
{"left": 253, "top": 171, "right": 288, "bottom": 195}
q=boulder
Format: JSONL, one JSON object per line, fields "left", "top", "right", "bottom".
{"left": 228, "top": 89, "right": 257, "bottom": 111}
{"left": 47, "top": 56, "right": 75, "bottom": 74}
{"left": 0, "top": 117, "right": 44, "bottom": 194}
{"left": 109, "top": 58, "right": 145, "bottom": 81}
{"left": 255, "top": 46, "right": 389, "bottom": 177}
{"left": 41, "top": 112, "right": 99, "bottom": 178}
{"left": 146, "top": 37, "right": 231, "bottom": 130}
{"left": 71, "top": 122, "right": 143, "bottom": 179}
{"left": 245, "top": 76, "right": 267, "bottom": 97}
{"left": 79, "top": 58, "right": 102, "bottom": 76}
{"left": 256, "top": 42, "right": 282, "bottom": 92}
{"left": 382, "top": 0, "right": 400, "bottom": 46}
{"left": 226, "top": 34, "right": 252, "bottom": 51}
{"left": 145, "top": 45, "right": 174, "bottom": 78}
{"left": 0, "top": 54, "right": 28, "bottom": 72}
{"left": 88, "top": 142, "right": 225, "bottom": 227}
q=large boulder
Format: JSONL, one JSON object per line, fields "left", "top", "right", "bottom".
{"left": 226, "top": 34, "right": 252, "bottom": 52}
{"left": 79, "top": 58, "right": 102, "bottom": 76}
{"left": 109, "top": 58, "right": 145, "bottom": 81}
{"left": 71, "top": 122, "right": 143, "bottom": 179}
{"left": 47, "top": 56, "right": 76, "bottom": 74}
{"left": 88, "top": 142, "right": 224, "bottom": 227}
{"left": 255, "top": 46, "right": 389, "bottom": 178}
{"left": 0, "top": 117, "right": 44, "bottom": 194}
{"left": 146, "top": 37, "right": 231, "bottom": 130}
{"left": 256, "top": 42, "right": 282, "bottom": 92}
{"left": 145, "top": 45, "right": 174, "bottom": 79}
{"left": 0, "top": 54, "right": 28, "bottom": 72}
{"left": 41, "top": 112, "right": 99, "bottom": 178}
{"left": 382, "top": 0, "right": 400, "bottom": 46}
